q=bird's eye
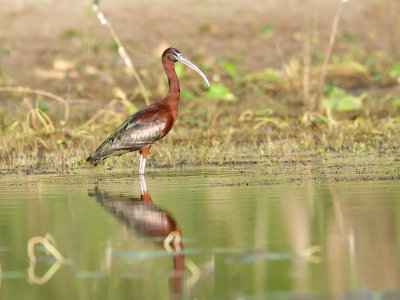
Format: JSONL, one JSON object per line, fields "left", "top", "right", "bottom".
{"left": 173, "top": 52, "right": 181, "bottom": 61}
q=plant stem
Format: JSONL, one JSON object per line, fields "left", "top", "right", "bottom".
{"left": 303, "top": 32, "right": 311, "bottom": 110}
{"left": 93, "top": 4, "right": 150, "bottom": 106}
{"left": 0, "top": 86, "right": 69, "bottom": 125}
{"left": 315, "top": 0, "right": 348, "bottom": 111}
{"left": 275, "top": 41, "right": 296, "bottom": 98}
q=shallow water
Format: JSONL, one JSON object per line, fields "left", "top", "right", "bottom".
{"left": 0, "top": 156, "right": 400, "bottom": 299}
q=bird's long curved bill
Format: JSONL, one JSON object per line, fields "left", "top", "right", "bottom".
{"left": 177, "top": 56, "right": 210, "bottom": 86}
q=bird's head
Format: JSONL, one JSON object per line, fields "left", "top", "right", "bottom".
{"left": 163, "top": 47, "right": 210, "bottom": 86}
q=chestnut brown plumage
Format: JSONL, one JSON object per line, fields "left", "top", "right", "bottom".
{"left": 87, "top": 48, "right": 209, "bottom": 174}
{"left": 91, "top": 176, "right": 184, "bottom": 295}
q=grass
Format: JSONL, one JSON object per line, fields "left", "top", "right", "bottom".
{"left": 1, "top": 50, "right": 400, "bottom": 169}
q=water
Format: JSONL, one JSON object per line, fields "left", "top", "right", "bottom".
{"left": 0, "top": 156, "right": 399, "bottom": 299}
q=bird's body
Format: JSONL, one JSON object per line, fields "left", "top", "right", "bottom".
{"left": 86, "top": 102, "right": 174, "bottom": 165}
{"left": 91, "top": 176, "right": 184, "bottom": 295}
{"left": 86, "top": 47, "right": 209, "bottom": 174}
{"left": 92, "top": 179, "right": 181, "bottom": 240}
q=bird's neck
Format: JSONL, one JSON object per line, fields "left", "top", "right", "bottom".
{"left": 162, "top": 59, "right": 180, "bottom": 104}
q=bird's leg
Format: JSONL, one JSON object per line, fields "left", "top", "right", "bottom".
{"left": 138, "top": 153, "right": 146, "bottom": 175}
{"left": 140, "top": 158, "right": 146, "bottom": 175}
{"left": 139, "top": 154, "right": 143, "bottom": 174}
{"left": 139, "top": 174, "right": 147, "bottom": 194}
{"left": 138, "top": 145, "right": 151, "bottom": 175}
{"left": 138, "top": 175, "right": 151, "bottom": 202}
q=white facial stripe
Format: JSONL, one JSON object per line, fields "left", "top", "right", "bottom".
{"left": 174, "top": 52, "right": 182, "bottom": 60}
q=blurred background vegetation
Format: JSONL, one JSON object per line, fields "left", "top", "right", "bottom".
{"left": 1, "top": 0, "right": 400, "bottom": 167}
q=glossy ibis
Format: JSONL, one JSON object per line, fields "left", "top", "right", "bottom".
{"left": 91, "top": 176, "right": 184, "bottom": 295}
{"left": 87, "top": 47, "right": 210, "bottom": 174}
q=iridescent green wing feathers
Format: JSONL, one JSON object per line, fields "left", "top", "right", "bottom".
{"left": 87, "top": 110, "right": 166, "bottom": 165}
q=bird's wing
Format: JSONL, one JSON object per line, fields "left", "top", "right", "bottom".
{"left": 113, "top": 117, "right": 166, "bottom": 149}
{"left": 88, "top": 110, "right": 167, "bottom": 161}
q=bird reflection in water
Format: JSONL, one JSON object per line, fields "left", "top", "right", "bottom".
{"left": 91, "top": 175, "right": 184, "bottom": 298}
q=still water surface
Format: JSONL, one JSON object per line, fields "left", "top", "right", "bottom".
{"left": 0, "top": 157, "right": 399, "bottom": 299}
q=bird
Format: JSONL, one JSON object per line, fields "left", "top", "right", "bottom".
{"left": 90, "top": 176, "right": 184, "bottom": 295}
{"left": 86, "top": 47, "right": 209, "bottom": 174}
{"left": 91, "top": 176, "right": 183, "bottom": 249}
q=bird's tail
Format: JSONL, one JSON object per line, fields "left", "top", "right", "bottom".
{"left": 86, "top": 154, "right": 101, "bottom": 166}
{"left": 87, "top": 142, "right": 114, "bottom": 166}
